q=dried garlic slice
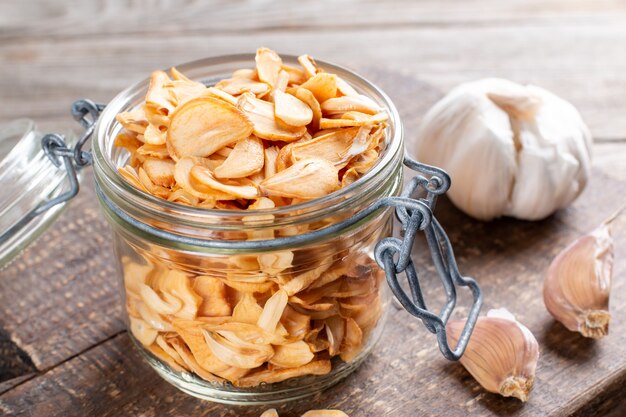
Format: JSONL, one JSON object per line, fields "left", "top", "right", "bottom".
{"left": 274, "top": 91, "right": 313, "bottom": 127}
{"left": 145, "top": 70, "right": 176, "bottom": 125}
{"left": 214, "top": 136, "right": 265, "bottom": 179}
{"left": 205, "top": 87, "right": 239, "bottom": 105}
{"left": 137, "top": 144, "right": 169, "bottom": 159}
{"left": 339, "top": 318, "right": 363, "bottom": 362}
{"left": 236, "top": 359, "right": 331, "bottom": 387}
{"left": 167, "top": 96, "right": 253, "bottom": 158}
{"left": 191, "top": 165, "right": 260, "bottom": 199}
{"left": 256, "top": 47, "right": 283, "bottom": 87}
{"left": 300, "top": 73, "right": 338, "bottom": 103}
{"left": 282, "top": 262, "right": 333, "bottom": 296}
{"left": 257, "top": 290, "right": 289, "bottom": 332}
{"left": 130, "top": 317, "right": 158, "bottom": 346}
{"left": 325, "top": 316, "right": 345, "bottom": 356}
{"left": 146, "top": 344, "right": 187, "bottom": 373}
{"left": 194, "top": 276, "right": 232, "bottom": 317}
{"left": 264, "top": 146, "right": 280, "bottom": 178}
{"left": 291, "top": 127, "right": 360, "bottom": 168}
{"left": 294, "top": 88, "right": 322, "bottom": 132}
{"left": 169, "top": 337, "right": 226, "bottom": 383}
{"left": 159, "top": 269, "right": 202, "bottom": 320}
{"left": 174, "top": 157, "right": 235, "bottom": 201}
{"left": 260, "top": 158, "right": 339, "bottom": 199}
{"left": 270, "top": 340, "right": 314, "bottom": 368}
{"left": 280, "top": 306, "right": 311, "bottom": 338}
{"left": 320, "top": 95, "right": 381, "bottom": 115}
{"left": 319, "top": 112, "right": 388, "bottom": 129}
{"left": 297, "top": 54, "right": 318, "bottom": 79}
{"left": 215, "top": 77, "right": 271, "bottom": 96}
{"left": 172, "top": 321, "right": 232, "bottom": 375}
{"left": 281, "top": 64, "right": 307, "bottom": 85}
{"left": 143, "top": 157, "right": 176, "bottom": 187}
{"left": 232, "top": 293, "right": 264, "bottom": 324}
{"left": 116, "top": 107, "right": 148, "bottom": 135}
{"left": 238, "top": 93, "right": 307, "bottom": 141}
{"left": 204, "top": 330, "right": 273, "bottom": 369}
{"left": 336, "top": 76, "right": 359, "bottom": 97}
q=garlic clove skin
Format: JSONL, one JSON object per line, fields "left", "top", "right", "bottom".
{"left": 543, "top": 224, "right": 613, "bottom": 338}
{"left": 447, "top": 308, "right": 539, "bottom": 402}
{"left": 413, "top": 78, "right": 592, "bottom": 221}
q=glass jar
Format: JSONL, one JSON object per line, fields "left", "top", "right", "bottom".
{"left": 0, "top": 53, "right": 482, "bottom": 407}
{"left": 92, "top": 55, "right": 403, "bottom": 404}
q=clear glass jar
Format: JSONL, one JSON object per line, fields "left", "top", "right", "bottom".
{"left": 92, "top": 54, "right": 404, "bottom": 405}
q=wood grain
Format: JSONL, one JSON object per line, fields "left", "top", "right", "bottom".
{"left": 0, "top": 177, "right": 124, "bottom": 371}
{"left": 1, "top": 1, "right": 626, "bottom": 416}
{"left": 0, "top": 1, "right": 625, "bottom": 138}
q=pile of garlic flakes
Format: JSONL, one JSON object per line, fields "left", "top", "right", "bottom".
{"left": 117, "top": 49, "right": 388, "bottom": 388}
{"left": 115, "top": 47, "right": 388, "bottom": 209}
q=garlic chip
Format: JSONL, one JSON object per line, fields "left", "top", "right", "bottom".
{"left": 300, "top": 73, "right": 338, "bottom": 103}
{"left": 260, "top": 158, "right": 339, "bottom": 199}
{"left": 256, "top": 47, "right": 283, "bottom": 87}
{"left": 291, "top": 127, "right": 361, "bottom": 168}
{"left": 191, "top": 165, "right": 260, "bottom": 199}
{"left": 167, "top": 96, "right": 253, "bottom": 159}
{"left": 214, "top": 136, "right": 265, "bottom": 179}
{"left": 274, "top": 90, "right": 314, "bottom": 127}
{"left": 238, "top": 93, "right": 307, "bottom": 141}
{"left": 321, "top": 95, "right": 381, "bottom": 115}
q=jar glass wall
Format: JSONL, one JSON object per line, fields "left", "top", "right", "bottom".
{"left": 93, "top": 55, "right": 404, "bottom": 405}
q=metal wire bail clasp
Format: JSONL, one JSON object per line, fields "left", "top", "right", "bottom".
{"left": 37, "top": 100, "right": 105, "bottom": 215}
{"left": 374, "top": 156, "right": 483, "bottom": 361}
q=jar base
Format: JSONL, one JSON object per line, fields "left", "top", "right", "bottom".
{"left": 128, "top": 299, "right": 389, "bottom": 405}
{"left": 131, "top": 334, "right": 368, "bottom": 405}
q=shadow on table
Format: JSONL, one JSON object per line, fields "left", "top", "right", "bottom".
{"left": 541, "top": 320, "right": 599, "bottom": 362}
{"left": 439, "top": 361, "right": 527, "bottom": 416}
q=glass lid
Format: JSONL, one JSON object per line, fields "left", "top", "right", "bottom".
{"left": 0, "top": 119, "right": 78, "bottom": 270}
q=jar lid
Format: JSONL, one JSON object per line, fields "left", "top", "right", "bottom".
{"left": 0, "top": 119, "right": 78, "bottom": 269}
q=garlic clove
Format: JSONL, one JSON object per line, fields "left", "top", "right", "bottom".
{"left": 447, "top": 309, "right": 539, "bottom": 401}
{"left": 543, "top": 223, "right": 613, "bottom": 338}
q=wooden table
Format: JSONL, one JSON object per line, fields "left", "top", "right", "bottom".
{"left": 1, "top": 2, "right": 625, "bottom": 416}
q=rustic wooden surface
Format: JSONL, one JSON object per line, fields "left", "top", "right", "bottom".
{"left": 1, "top": 1, "right": 626, "bottom": 416}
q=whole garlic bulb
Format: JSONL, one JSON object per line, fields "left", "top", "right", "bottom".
{"left": 413, "top": 78, "right": 592, "bottom": 221}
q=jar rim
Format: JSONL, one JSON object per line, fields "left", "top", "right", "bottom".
{"left": 92, "top": 53, "right": 403, "bottom": 232}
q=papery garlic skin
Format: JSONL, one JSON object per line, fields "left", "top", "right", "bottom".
{"left": 544, "top": 224, "right": 613, "bottom": 338}
{"left": 413, "top": 78, "right": 592, "bottom": 221}
{"left": 447, "top": 309, "right": 539, "bottom": 402}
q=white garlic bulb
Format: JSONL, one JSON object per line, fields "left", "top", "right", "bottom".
{"left": 413, "top": 78, "right": 592, "bottom": 221}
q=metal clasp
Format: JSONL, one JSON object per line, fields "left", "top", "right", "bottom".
{"left": 374, "top": 156, "right": 483, "bottom": 360}
{"left": 36, "top": 99, "right": 105, "bottom": 215}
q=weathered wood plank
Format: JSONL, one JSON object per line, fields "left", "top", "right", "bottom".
{"left": 0, "top": 0, "right": 625, "bottom": 38}
{"left": 0, "top": 13, "right": 625, "bottom": 138}
{"left": 0, "top": 174, "right": 124, "bottom": 370}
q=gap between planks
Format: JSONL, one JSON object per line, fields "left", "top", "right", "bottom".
{"left": 0, "top": 330, "right": 126, "bottom": 397}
